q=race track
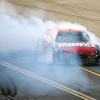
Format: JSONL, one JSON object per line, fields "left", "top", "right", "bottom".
{"left": 0, "top": 0, "right": 100, "bottom": 100}
{"left": 0, "top": 52, "right": 100, "bottom": 100}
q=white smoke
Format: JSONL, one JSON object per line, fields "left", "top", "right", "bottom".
{"left": 0, "top": 13, "right": 99, "bottom": 53}
{"left": 0, "top": 0, "right": 100, "bottom": 97}
{"left": 86, "top": 31, "right": 100, "bottom": 46}
{"left": 0, "top": 1, "right": 99, "bottom": 53}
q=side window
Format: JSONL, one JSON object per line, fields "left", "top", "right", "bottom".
{"left": 83, "top": 33, "right": 90, "bottom": 41}
{"left": 85, "top": 35, "right": 90, "bottom": 41}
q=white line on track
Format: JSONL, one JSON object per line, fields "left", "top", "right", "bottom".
{"left": 0, "top": 60, "right": 96, "bottom": 100}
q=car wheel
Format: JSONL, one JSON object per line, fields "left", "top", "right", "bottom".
{"left": 95, "top": 57, "right": 100, "bottom": 66}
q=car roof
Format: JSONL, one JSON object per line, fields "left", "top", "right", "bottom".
{"left": 49, "top": 29, "right": 85, "bottom": 40}
{"left": 58, "top": 29, "right": 84, "bottom": 32}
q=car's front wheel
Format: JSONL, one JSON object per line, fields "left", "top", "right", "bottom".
{"left": 83, "top": 57, "right": 100, "bottom": 66}
{"left": 95, "top": 57, "right": 100, "bottom": 66}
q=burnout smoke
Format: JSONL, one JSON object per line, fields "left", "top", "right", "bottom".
{"left": 0, "top": 1, "right": 99, "bottom": 53}
{"left": 0, "top": 0, "right": 100, "bottom": 97}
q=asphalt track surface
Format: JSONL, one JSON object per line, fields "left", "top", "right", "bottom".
{"left": 0, "top": 52, "right": 100, "bottom": 100}
{"left": 0, "top": 0, "right": 100, "bottom": 100}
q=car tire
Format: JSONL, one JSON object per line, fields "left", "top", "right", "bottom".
{"left": 95, "top": 57, "right": 100, "bottom": 66}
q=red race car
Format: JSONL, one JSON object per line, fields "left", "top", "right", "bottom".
{"left": 42, "top": 28, "right": 100, "bottom": 65}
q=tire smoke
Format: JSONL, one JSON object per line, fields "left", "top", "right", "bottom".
{"left": 0, "top": 0, "right": 100, "bottom": 97}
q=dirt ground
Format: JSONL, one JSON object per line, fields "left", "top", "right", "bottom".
{"left": 7, "top": 0, "right": 100, "bottom": 37}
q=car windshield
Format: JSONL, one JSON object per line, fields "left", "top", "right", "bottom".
{"left": 56, "top": 32, "right": 89, "bottom": 43}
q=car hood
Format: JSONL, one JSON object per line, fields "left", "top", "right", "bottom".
{"left": 57, "top": 42, "right": 96, "bottom": 53}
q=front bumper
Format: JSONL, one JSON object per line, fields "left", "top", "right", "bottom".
{"left": 57, "top": 51, "right": 100, "bottom": 65}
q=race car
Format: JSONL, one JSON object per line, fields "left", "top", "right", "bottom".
{"left": 42, "top": 28, "right": 100, "bottom": 65}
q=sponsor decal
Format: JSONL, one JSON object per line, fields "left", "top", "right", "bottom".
{"left": 58, "top": 43, "right": 95, "bottom": 47}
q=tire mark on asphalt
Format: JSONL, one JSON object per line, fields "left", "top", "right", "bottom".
{"left": 8, "top": 1, "right": 100, "bottom": 23}
{"left": 36, "top": 0, "right": 100, "bottom": 13}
